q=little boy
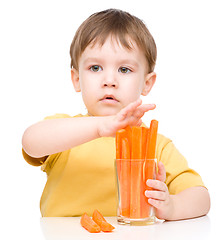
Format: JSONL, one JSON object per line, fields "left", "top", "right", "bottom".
{"left": 22, "top": 9, "right": 210, "bottom": 220}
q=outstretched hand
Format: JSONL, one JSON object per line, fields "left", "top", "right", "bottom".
{"left": 97, "top": 99, "right": 156, "bottom": 137}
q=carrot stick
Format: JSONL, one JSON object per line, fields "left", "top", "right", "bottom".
{"left": 142, "top": 127, "right": 148, "bottom": 159}
{"left": 143, "top": 159, "right": 156, "bottom": 216}
{"left": 145, "top": 159, "right": 156, "bottom": 189}
{"left": 116, "top": 129, "right": 125, "bottom": 159}
{"left": 142, "top": 120, "right": 158, "bottom": 217}
{"left": 92, "top": 209, "right": 115, "bottom": 232}
{"left": 146, "top": 120, "right": 158, "bottom": 160}
{"left": 121, "top": 137, "right": 130, "bottom": 159}
{"left": 141, "top": 127, "right": 149, "bottom": 218}
{"left": 115, "top": 129, "right": 127, "bottom": 180}
{"left": 120, "top": 137, "right": 131, "bottom": 217}
{"left": 130, "top": 127, "right": 143, "bottom": 219}
{"left": 115, "top": 128, "right": 131, "bottom": 160}
{"left": 125, "top": 126, "right": 132, "bottom": 151}
{"left": 80, "top": 213, "right": 101, "bottom": 233}
{"left": 116, "top": 128, "right": 131, "bottom": 218}
{"left": 131, "top": 126, "right": 142, "bottom": 160}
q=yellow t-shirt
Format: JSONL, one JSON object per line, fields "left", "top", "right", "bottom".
{"left": 23, "top": 113, "right": 205, "bottom": 217}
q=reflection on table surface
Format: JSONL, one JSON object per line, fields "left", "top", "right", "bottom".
{"left": 40, "top": 215, "right": 213, "bottom": 240}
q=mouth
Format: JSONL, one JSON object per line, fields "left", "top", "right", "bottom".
{"left": 100, "top": 95, "right": 119, "bottom": 103}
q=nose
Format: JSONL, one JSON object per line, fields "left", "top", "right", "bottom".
{"left": 102, "top": 72, "right": 118, "bottom": 88}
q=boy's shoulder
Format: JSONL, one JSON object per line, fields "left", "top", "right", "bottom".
{"left": 157, "top": 133, "right": 171, "bottom": 146}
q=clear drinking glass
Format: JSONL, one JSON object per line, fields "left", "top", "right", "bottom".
{"left": 115, "top": 158, "right": 157, "bottom": 225}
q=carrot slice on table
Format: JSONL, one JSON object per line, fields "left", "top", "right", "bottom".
{"left": 130, "top": 126, "right": 143, "bottom": 219}
{"left": 92, "top": 209, "right": 115, "bottom": 232}
{"left": 80, "top": 213, "right": 101, "bottom": 233}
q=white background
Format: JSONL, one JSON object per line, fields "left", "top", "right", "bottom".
{"left": 0, "top": 0, "right": 216, "bottom": 239}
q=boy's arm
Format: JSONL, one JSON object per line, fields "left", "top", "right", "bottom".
{"left": 22, "top": 99, "right": 155, "bottom": 158}
{"left": 169, "top": 186, "right": 210, "bottom": 220}
{"left": 145, "top": 162, "right": 210, "bottom": 220}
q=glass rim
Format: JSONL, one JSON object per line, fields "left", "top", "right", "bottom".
{"left": 115, "top": 158, "right": 157, "bottom": 161}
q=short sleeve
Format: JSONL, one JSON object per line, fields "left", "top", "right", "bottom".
{"left": 44, "top": 113, "right": 72, "bottom": 120}
{"left": 22, "top": 148, "right": 48, "bottom": 166}
{"left": 22, "top": 113, "right": 84, "bottom": 168}
{"left": 22, "top": 113, "right": 71, "bottom": 167}
{"left": 156, "top": 134, "right": 205, "bottom": 195}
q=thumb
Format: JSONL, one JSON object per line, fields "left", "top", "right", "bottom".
{"left": 156, "top": 161, "right": 166, "bottom": 182}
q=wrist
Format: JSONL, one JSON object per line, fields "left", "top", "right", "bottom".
{"left": 164, "top": 194, "right": 178, "bottom": 221}
{"left": 97, "top": 115, "right": 114, "bottom": 138}
{"left": 96, "top": 116, "right": 104, "bottom": 138}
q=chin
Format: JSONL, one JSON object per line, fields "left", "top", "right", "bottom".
{"left": 95, "top": 108, "right": 120, "bottom": 116}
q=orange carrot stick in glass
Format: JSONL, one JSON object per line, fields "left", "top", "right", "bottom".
{"left": 120, "top": 137, "right": 131, "bottom": 217}
{"left": 116, "top": 129, "right": 131, "bottom": 218}
{"left": 143, "top": 120, "right": 158, "bottom": 217}
{"left": 115, "top": 131, "right": 122, "bottom": 185}
{"left": 146, "top": 120, "right": 158, "bottom": 160}
{"left": 116, "top": 129, "right": 127, "bottom": 175}
{"left": 143, "top": 158, "right": 156, "bottom": 216}
{"left": 116, "top": 129, "right": 124, "bottom": 160}
{"left": 141, "top": 126, "right": 148, "bottom": 159}
{"left": 130, "top": 127, "right": 143, "bottom": 219}
{"left": 141, "top": 127, "right": 149, "bottom": 218}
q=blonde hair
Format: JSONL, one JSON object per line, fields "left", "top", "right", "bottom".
{"left": 70, "top": 9, "right": 157, "bottom": 73}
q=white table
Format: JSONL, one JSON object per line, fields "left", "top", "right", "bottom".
{"left": 40, "top": 214, "right": 216, "bottom": 240}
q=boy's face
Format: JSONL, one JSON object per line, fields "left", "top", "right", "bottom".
{"left": 71, "top": 36, "right": 156, "bottom": 116}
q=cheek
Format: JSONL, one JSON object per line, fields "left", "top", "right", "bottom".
{"left": 79, "top": 79, "right": 97, "bottom": 104}
{"left": 122, "top": 78, "right": 144, "bottom": 100}
{"left": 79, "top": 74, "right": 91, "bottom": 93}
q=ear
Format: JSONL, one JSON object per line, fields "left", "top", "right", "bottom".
{"left": 71, "top": 68, "right": 81, "bottom": 92}
{"left": 141, "top": 72, "right": 156, "bottom": 96}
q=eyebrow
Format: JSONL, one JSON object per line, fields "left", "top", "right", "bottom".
{"left": 83, "top": 57, "right": 139, "bottom": 67}
{"left": 82, "top": 57, "right": 105, "bottom": 65}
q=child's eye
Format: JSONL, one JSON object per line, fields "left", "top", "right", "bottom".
{"left": 90, "top": 65, "right": 102, "bottom": 72}
{"left": 119, "top": 67, "right": 131, "bottom": 74}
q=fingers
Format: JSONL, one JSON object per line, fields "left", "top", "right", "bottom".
{"left": 136, "top": 103, "right": 156, "bottom": 114}
{"left": 117, "top": 99, "right": 156, "bottom": 123}
{"left": 144, "top": 164, "right": 173, "bottom": 219}
{"left": 145, "top": 190, "right": 167, "bottom": 201}
{"left": 146, "top": 179, "right": 167, "bottom": 192}
{"left": 113, "top": 99, "right": 156, "bottom": 138}
{"left": 133, "top": 104, "right": 156, "bottom": 119}
{"left": 117, "top": 99, "right": 142, "bottom": 121}
{"left": 147, "top": 198, "right": 165, "bottom": 209}
{"left": 156, "top": 161, "right": 166, "bottom": 182}
{"left": 145, "top": 179, "right": 169, "bottom": 203}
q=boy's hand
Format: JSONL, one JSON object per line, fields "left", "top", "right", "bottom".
{"left": 98, "top": 99, "right": 156, "bottom": 137}
{"left": 145, "top": 161, "right": 174, "bottom": 220}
